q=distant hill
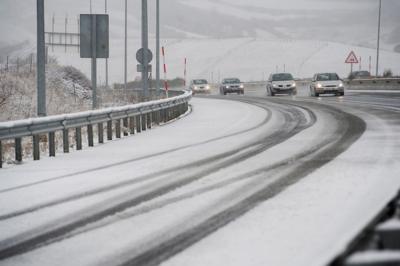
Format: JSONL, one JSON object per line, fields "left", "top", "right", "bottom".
{"left": 1, "top": 0, "right": 399, "bottom": 83}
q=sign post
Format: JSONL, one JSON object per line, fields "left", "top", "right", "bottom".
{"left": 345, "top": 51, "right": 359, "bottom": 75}
{"left": 37, "top": 0, "right": 46, "bottom": 117}
{"left": 80, "top": 14, "right": 109, "bottom": 109}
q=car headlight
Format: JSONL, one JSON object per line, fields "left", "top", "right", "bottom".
{"left": 206, "top": 85, "right": 210, "bottom": 89}
{"left": 292, "top": 82, "right": 296, "bottom": 87}
{"left": 316, "top": 83, "right": 322, "bottom": 88}
{"left": 239, "top": 84, "right": 244, "bottom": 89}
{"left": 225, "top": 86, "right": 229, "bottom": 89}
{"left": 193, "top": 86, "right": 198, "bottom": 90}
{"left": 272, "top": 84, "right": 278, "bottom": 87}
{"left": 338, "top": 83, "right": 344, "bottom": 87}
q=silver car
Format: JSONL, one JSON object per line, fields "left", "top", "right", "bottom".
{"left": 189, "top": 79, "right": 211, "bottom": 95}
{"left": 310, "top": 73, "right": 344, "bottom": 97}
{"left": 267, "top": 73, "right": 297, "bottom": 96}
{"left": 220, "top": 78, "right": 244, "bottom": 95}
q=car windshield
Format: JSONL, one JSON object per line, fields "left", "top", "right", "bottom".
{"left": 193, "top": 79, "right": 208, "bottom": 85}
{"left": 223, "top": 78, "right": 240, "bottom": 84}
{"left": 272, "top": 73, "right": 293, "bottom": 81}
{"left": 316, "top": 73, "right": 339, "bottom": 81}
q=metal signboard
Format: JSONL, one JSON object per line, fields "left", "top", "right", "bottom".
{"left": 345, "top": 51, "right": 358, "bottom": 64}
{"left": 136, "top": 48, "right": 153, "bottom": 65}
{"left": 137, "top": 64, "right": 152, "bottom": 73}
{"left": 80, "top": 14, "right": 109, "bottom": 58}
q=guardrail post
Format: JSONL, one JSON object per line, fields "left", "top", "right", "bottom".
{"left": 98, "top": 123, "right": 104, "bottom": 143}
{"left": 129, "top": 117, "right": 135, "bottom": 134}
{"left": 87, "top": 124, "right": 94, "bottom": 147}
{"left": 147, "top": 113, "right": 152, "bottom": 129}
{"left": 107, "top": 120, "right": 113, "bottom": 140}
{"left": 160, "top": 109, "right": 164, "bottom": 123}
{"left": 63, "top": 129, "right": 69, "bottom": 153}
{"left": 116, "top": 119, "right": 121, "bottom": 138}
{"left": 141, "top": 114, "right": 146, "bottom": 131}
{"left": 15, "top": 138, "right": 22, "bottom": 162}
{"left": 167, "top": 107, "right": 171, "bottom": 121}
{"left": 123, "top": 118, "right": 129, "bottom": 136}
{"left": 33, "top": 135, "right": 40, "bottom": 160}
{"left": 0, "top": 141, "right": 2, "bottom": 168}
{"left": 76, "top": 127, "right": 82, "bottom": 150}
{"left": 136, "top": 115, "right": 142, "bottom": 133}
{"left": 155, "top": 110, "right": 160, "bottom": 125}
{"left": 49, "top": 132, "right": 55, "bottom": 157}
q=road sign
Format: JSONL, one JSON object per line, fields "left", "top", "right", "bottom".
{"left": 345, "top": 51, "right": 358, "bottom": 64}
{"left": 80, "top": 14, "right": 109, "bottom": 59}
{"left": 136, "top": 48, "right": 153, "bottom": 64}
{"left": 137, "top": 64, "right": 152, "bottom": 72}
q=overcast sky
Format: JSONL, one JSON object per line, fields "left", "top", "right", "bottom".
{"left": 0, "top": 0, "right": 399, "bottom": 47}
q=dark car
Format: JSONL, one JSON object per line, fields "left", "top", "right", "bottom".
{"left": 220, "top": 78, "right": 244, "bottom": 95}
{"left": 349, "top": 71, "right": 371, "bottom": 80}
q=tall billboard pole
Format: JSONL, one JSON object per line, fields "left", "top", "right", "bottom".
{"left": 105, "top": 0, "right": 109, "bottom": 88}
{"left": 376, "top": 0, "right": 381, "bottom": 77}
{"left": 156, "top": 0, "right": 160, "bottom": 95}
{"left": 124, "top": 0, "right": 128, "bottom": 90}
{"left": 142, "top": 0, "right": 149, "bottom": 100}
{"left": 37, "top": 0, "right": 46, "bottom": 117}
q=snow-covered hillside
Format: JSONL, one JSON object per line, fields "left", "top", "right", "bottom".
{"left": 51, "top": 37, "right": 400, "bottom": 84}
{"left": 1, "top": 0, "right": 400, "bottom": 84}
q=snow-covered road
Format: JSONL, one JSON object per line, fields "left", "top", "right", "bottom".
{"left": 0, "top": 88, "right": 399, "bottom": 266}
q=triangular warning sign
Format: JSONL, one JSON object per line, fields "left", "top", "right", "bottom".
{"left": 345, "top": 51, "right": 359, "bottom": 64}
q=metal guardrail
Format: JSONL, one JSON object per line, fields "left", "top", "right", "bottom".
{"left": 346, "top": 78, "right": 400, "bottom": 90}
{"left": 0, "top": 90, "right": 191, "bottom": 168}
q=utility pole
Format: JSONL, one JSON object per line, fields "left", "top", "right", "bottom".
{"left": 141, "top": 0, "right": 149, "bottom": 100}
{"left": 376, "top": 0, "right": 381, "bottom": 77}
{"left": 124, "top": 0, "right": 127, "bottom": 91}
{"left": 37, "top": 0, "right": 46, "bottom": 116}
{"left": 156, "top": 0, "right": 160, "bottom": 96}
{"left": 105, "top": 0, "right": 109, "bottom": 88}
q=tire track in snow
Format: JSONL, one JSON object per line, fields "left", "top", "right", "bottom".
{"left": 104, "top": 98, "right": 366, "bottom": 266}
{"left": 0, "top": 98, "right": 269, "bottom": 194}
{"left": 0, "top": 102, "right": 273, "bottom": 220}
{"left": 0, "top": 98, "right": 314, "bottom": 260}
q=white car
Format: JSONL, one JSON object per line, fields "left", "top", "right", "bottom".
{"left": 267, "top": 73, "right": 297, "bottom": 96}
{"left": 310, "top": 73, "right": 344, "bottom": 97}
{"left": 189, "top": 79, "right": 211, "bottom": 95}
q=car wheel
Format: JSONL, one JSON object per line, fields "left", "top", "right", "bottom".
{"left": 271, "top": 91, "right": 275, "bottom": 96}
{"left": 315, "top": 92, "right": 319, "bottom": 97}
{"left": 224, "top": 91, "right": 227, "bottom": 95}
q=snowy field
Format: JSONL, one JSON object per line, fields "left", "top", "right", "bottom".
{"left": 52, "top": 38, "right": 400, "bottom": 85}
{"left": 1, "top": 87, "right": 400, "bottom": 265}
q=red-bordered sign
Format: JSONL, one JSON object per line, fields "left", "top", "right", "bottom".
{"left": 345, "top": 51, "right": 359, "bottom": 64}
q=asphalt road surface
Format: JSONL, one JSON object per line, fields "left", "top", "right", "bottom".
{"left": 0, "top": 85, "right": 399, "bottom": 266}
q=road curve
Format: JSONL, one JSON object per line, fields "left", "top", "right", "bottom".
{"left": 1, "top": 89, "right": 392, "bottom": 266}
